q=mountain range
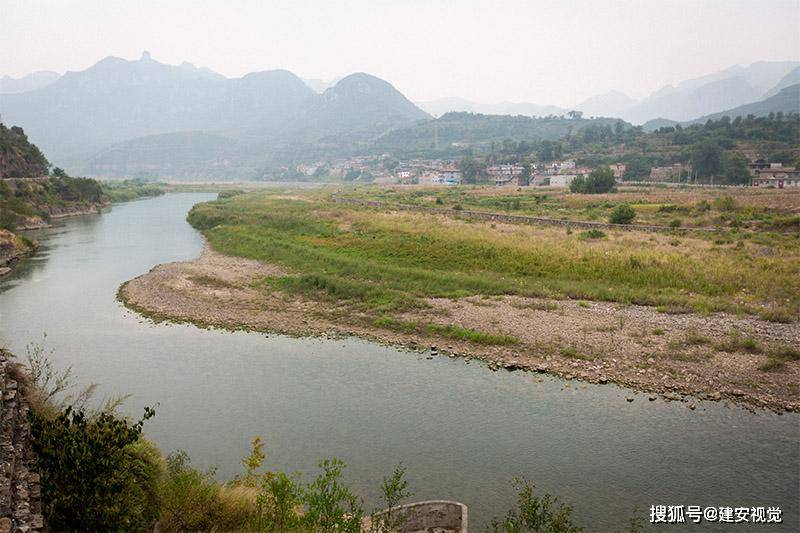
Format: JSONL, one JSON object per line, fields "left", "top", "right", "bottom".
{"left": 0, "top": 71, "right": 60, "bottom": 94}
{"left": 421, "top": 61, "right": 798, "bottom": 125}
{"left": 416, "top": 97, "right": 567, "bottom": 118}
{"left": 0, "top": 54, "right": 797, "bottom": 179}
{"left": 0, "top": 52, "right": 429, "bottom": 176}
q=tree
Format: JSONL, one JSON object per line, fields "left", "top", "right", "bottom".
{"left": 460, "top": 156, "right": 478, "bottom": 184}
{"left": 690, "top": 139, "right": 722, "bottom": 178}
{"left": 570, "top": 166, "right": 615, "bottom": 194}
{"left": 720, "top": 153, "right": 751, "bottom": 185}
{"left": 519, "top": 163, "right": 532, "bottom": 186}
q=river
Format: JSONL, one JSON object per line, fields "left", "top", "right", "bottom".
{"left": 0, "top": 193, "right": 797, "bottom": 530}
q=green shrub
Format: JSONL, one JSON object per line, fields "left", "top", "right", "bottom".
{"left": 608, "top": 204, "right": 636, "bottom": 224}
{"left": 669, "top": 219, "right": 682, "bottom": 228}
{"left": 218, "top": 190, "right": 245, "bottom": 199}
{"left": 302, "top": 458, "right": 364, "bottom": 532}
{"left": 486, "top": 479, "right": 583, "bottom": 532}
{"left": 579, "top": 229, "right": 606, "bottom": 240}
{"left": 30, "top": 405, "right": 160, "bottom": 530}
{"left": 712, "top": 194, "right": 737, "bottom": 212}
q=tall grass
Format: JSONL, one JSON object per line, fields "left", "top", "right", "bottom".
{"left": 187, "top": 193, "right": 800, "bottom": 320}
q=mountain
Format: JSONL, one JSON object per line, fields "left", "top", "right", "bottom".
{"left": 625, "top": 76, "right": 761, "bottom": 124}
{"left": 302, "top": 77, "right": 340, "bottom": 93}
{"left": 622, "top": 61, "right": 798, "bottom": 124}
{"left": 575, "top": 90, "right": 636, "bottom": 118}
{"left": 0, "top": 52, "right": 315, "bottom": 163}
{"left": 78, "top": 71, "right": 429, "bottom": 179}
{"left": 0, "top": 71, "right": 60, "bottom": 94}
{"left": 762, "top": 66, "right": 800, "bottom": 99}
{"left": 416, "top": 97, "right": 566, "bottom": 117}
{"left": 374, "top": 112, "right": 623, "bottom": 156}
{"left": 642, "top": 84, "right": 800, "bottom": 131}
{"left": 284, "top": 73, "right": 428, "bottom": 141}
{"left": 687, "top": 84, "right": 800, "bottom": 124}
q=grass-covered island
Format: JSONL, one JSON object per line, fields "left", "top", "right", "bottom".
{"left": 120, "top": 185, "right": 800, "bottom": 412}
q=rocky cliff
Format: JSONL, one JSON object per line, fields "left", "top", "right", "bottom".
{"left": 0, "top": 125, "right": 48, "bottom": 179}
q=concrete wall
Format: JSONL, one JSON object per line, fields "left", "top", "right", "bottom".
{"left": 363, "top": 500, "right": 468, "bottom": 533}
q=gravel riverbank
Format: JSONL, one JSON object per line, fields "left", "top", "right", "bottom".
{"left": 119, "top": 244, "right": 800, "bottom": 413}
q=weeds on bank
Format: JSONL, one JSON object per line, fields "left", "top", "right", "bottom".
{"left": 188, "top": 274, "right": 237, "bottom": 289}
{"left": 373, "top": 316, "right": 518, "bottom": 345}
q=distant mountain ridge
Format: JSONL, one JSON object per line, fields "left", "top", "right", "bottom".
{"left": 642, "top": 83, "right": 800, "bottom": 131}
{"left": 0, "top": 71, "right": 60, "bottom": 94}
{"left": 596, "top": 61, "right": 798, "bottom": 124}
{"left": 416, "top": 97, "right": 566, "bottom": 118}
{"left": 0, "top": 53, "right": 432, "bottom": 178}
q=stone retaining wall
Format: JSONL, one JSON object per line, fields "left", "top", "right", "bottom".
{"left": 332, "top": 196, "right": 716, "bottom": 233}
{"left": 0, "top": 351, "right": 43, "bottom": 532}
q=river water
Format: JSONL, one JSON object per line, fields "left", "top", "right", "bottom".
{"left": 0, "top": 193, "right": 797, "bottom": 530}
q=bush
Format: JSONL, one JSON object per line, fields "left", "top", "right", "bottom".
{"left": 608, "top": 204, "right": 636, "bottom": 224}
{"left": 712, "top": 194, "right": 737, "bottom": 212}
{"left": 158, "top": 451, "right": 254, "bottom": 531}
{"left": 30, "top": 405, "right": 160, "bottom": 530}
{"left": 218, "top": 190, "right": 245, "bottom": 199}
{"left": 486, "top": 479, "right": 582, "bottom": 532}
{"left": 579, "top": 229, "right": 606, "bottom": 240}
{"left": 569, "top": 166, "right": 616, "bottom": 194}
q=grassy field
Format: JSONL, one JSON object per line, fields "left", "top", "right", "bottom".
{"left": 337, "top": 184, "right": 800, "bottom": 231}
{"left": 187, "top": 186, "right": 800, "bottom": 323}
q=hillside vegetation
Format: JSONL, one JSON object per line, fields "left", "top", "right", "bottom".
{"left": 0, "top": 123, "right": 48, "bottom": 178}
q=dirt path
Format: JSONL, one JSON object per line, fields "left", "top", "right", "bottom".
{"left": 119, "top": 244, "right": 800, "bottom": 412}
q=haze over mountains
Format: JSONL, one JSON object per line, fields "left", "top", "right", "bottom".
{"left": 422, "top": 61, "right": 799, "bottom": 124}
{"left": 0, "top": 53, "right": 797, "bottom": 180}
{"left": 0, "top": 71, "right": 60, "bottom": 94}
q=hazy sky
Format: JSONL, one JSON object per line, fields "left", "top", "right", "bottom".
{"left": 2, "top": 0, "right": 798, "bottom": 106}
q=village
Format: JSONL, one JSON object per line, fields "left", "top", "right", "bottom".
{"left": 293, "top": 155, "right": 800, "bottom": 189}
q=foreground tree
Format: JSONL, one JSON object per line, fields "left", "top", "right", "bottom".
{"left": 570, "top": 166, "right": 615, "bottom": 194}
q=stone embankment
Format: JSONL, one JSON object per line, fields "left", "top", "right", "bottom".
{"left": 0, "top": 351, "right": 43, "bottom": 532}
{"left": 332, "top": 195, "right": 717, "bottom": 233}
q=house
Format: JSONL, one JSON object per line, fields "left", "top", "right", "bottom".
{"left": 748, "top": 159, "right": 772, "bottom": 175}
{"left": 558, "top": 160, "right": 576, "bottom": 172}
{"left": 395, "top": 169, "right": 415, "bottom": 183}
{"left": 437, "top": 166, "right": 462, "bottom": 185}
{"left": 609, "top": 163, "right": 626, "bottom": 178}
{"left": 549, "top": 174, "right": 577, "bottom": 188}
{"left": 531, "top": 174, "right": 550, "bottom": 186}
{"left": 649, "top": 164, "right": 685, "bottom": 182}
{"left": 751, "top": 167, "right": 800, "bottom": 188}
{"left": 487, "top": 164, "right": 524, "bottom": 186}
